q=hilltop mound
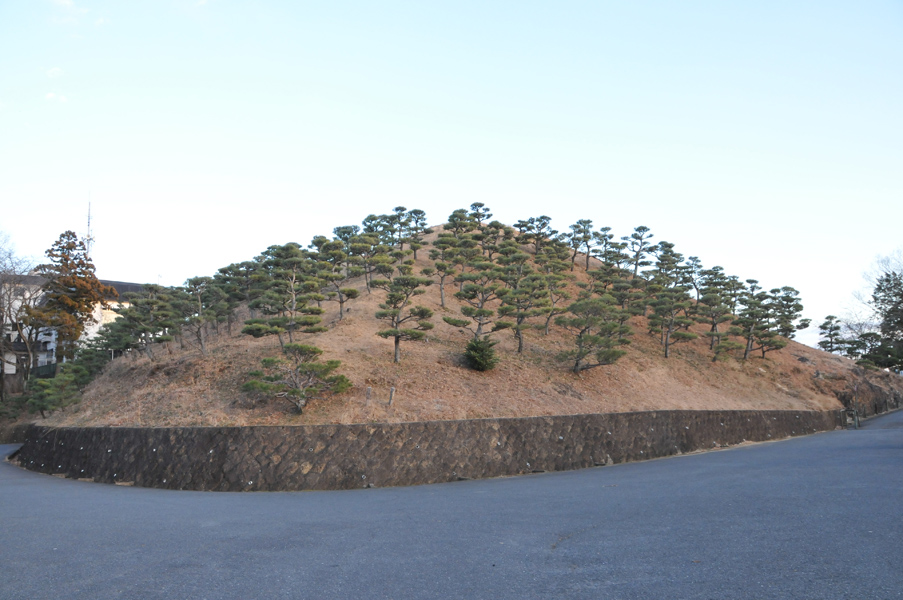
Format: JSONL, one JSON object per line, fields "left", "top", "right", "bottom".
{"left": 38, "top": 231, "right": 903, "bottom": 428}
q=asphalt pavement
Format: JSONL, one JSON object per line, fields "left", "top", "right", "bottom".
{"left": 1, "top": 410, "right": 901, "bottom": 600}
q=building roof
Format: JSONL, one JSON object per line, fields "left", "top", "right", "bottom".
{"left": 98, "top": 280, "right": 145, "bottom": 300}
{"left": 2, "top": 275, "right": 144, "bottom": 301}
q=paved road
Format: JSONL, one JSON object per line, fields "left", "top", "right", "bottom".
{"left": 2, "top": 411, "right": 901, "bottom": 600}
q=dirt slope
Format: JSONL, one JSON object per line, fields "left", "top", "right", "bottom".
{"left": 39, "top": 237, "right": 903, "bottom": 428}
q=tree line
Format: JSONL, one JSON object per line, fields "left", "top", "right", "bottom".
{"left": 817, "top": 254, "right": 903, "bottom": 370}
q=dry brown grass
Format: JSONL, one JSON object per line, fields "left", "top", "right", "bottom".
{"left": 39, "top": 235, "right": 902, "bottom": 428}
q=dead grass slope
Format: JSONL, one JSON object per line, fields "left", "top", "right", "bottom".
{"left": 40, "top": 236, "right": 903, "bottom": 427}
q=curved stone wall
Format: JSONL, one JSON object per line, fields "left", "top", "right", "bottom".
{"left": 9, "top": 410, "right": 839, "bottom": 491}
{"left": 0, "top": 423, "right": 29, "bottom": 444}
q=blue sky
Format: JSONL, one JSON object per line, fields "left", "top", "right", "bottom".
{"left": 1, "top": 1, "right": 902, "bottom": 347}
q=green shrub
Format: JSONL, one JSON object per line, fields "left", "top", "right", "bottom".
{"left": 464, "top": 337, "right": 499, "bottom": 371}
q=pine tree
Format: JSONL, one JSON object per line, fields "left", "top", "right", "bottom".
{"left": 818, "top": 315, "right": 844, "bottom": 354}
{"left": 406, "top": 209, "right": 433, "bottom": 260}
{"left": 468, "top": 202, "right": 492, "bottom": 226}
{"left": 91, "top": 315, "right": 141, "bottom": 359}
{"left": 115, "top": 284, "right": 177, "bottom": 360}
{"left": 868, "top": 270, "right": 903, "bottom": 368}
{"left": 496, "top": 240, "right": 532, "bottom": 289}
{"left": 349, "top": 231, "right": 392, "bottom": 293}
{"left": 426, "top": 234, "right": 460, "bottom": 308}
{"left": 589, "top": 226, "right": 614, "bottom": 271}
{"left": 443, "top": 260, "right": 512, "bottom": 339}
{"left": 472, "top": 220, "right": 512, "bottom": 261}
{"left": 26, "top": 363, "right": 83, "bottom": 418}
{"left": 599, "top": 237, "right": 629, "bottom": 272}
{"left": 694, "top": 267, "right": 735, "bottom": 351}
{"left": 242, "top": 243, "right": 325, "bottom": 350}
{"left": 723, "top": 276, "right": 746, "bottom": 314}
{"left": 771, "top": 286, "right": 809, "bottom": 340}
{"left": 242, "top": 344, "right": 350, "bottom": 413}
{"left": 564, "top": 219, "right": 594, "bottom": 271}
{"left": 646, "top": 242, "right": 697, "bottom": 358}
{"left": 623, "top": 226, "right": 655, "bottom": 279}
{"left": 733, "top": 282, "right": 794, "bottom": 359}
{"left": 171, "top": 277, "right": 228, "bottom": 356}
{"left": 372, "top": 266, "right": 434, "bottom": 363}
{"left": 682, "top": 256, "right": 704, "bottom": 303}
{"left": 556, "top": 296, "right": 632, "bottom": 373}
{"left": 313, "top": 236, "right": 363, "bottom": 321}
{"left": 734, "top": 280, "right": 769, "bottom": 360}
{"left": 844, "top": 332, "right": 887, "bottom": 365}
{"left": 449, "top": 235, "right": 482, "bottom": 291}
{"left": 873, "top": 271, "right": 903, "bottom": 336}
{"left": 27, "top": 231, "right": 117, "bottom": 364}
{"left": 514, "top": 215, "right": 556, "bottom": 254}
{"left": 443, "top": 208, "right": 477, "bottom": 239}
{"left": 516, "top": 242, "right": 569, "bottom": 337}
{"left": 362, "top": 213, "right": 398, "bottom": 247}
{"left": 214, "top": 260, "right": 262, "bottom": 328}
{"left": 540, "top": 272, "right": 571, "bottom": 336}
{"left": 498, "top": 273, "right": 550, "bottom": 353}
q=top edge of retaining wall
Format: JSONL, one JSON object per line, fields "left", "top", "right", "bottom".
{"left": 12, "top": 408, "right": 836, "bottom": 434}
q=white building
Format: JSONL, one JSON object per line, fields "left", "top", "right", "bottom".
{"left": 1, "top": 277, "right": 142, "bottom": 393}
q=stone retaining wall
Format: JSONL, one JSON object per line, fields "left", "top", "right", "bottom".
{"left": 0, "top": 423, "right": 30, "bottom": 445}
{"left": 9, "top": 410, "right": 839, "bottom": 491}
{"left": 835, "top": 370, "right": 903, "bottom": 418}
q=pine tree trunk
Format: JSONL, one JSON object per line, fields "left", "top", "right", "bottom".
{"left": 198, "top": 327, "right": 207, "bottom": 356}
{"left": 394, "top": 336, "right": 401, "bottom": 363}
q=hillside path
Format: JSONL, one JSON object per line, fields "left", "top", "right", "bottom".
{"left": 2, "top": 410, "right": 902, "bottom": 600}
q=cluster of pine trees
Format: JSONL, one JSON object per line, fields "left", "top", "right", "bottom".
{"left": 29, "top": 205, "right": 811, "bottom": 414}
{"left": 818, "top": 265, "right": 903, "bottom": 370}
{"left": 418, "top": 205, "right": 808, "bottom": 371}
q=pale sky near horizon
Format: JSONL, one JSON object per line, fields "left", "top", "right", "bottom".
{"left": 1, "top": 1, "right": 901, "bottom": 348}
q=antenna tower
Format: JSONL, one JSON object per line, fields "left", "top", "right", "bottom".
{"left": 85, "top": 200, "right": 95, "bottom": 258}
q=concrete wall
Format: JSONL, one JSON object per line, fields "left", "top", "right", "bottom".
{"left": 9, "top": 410, "right": 839, "bottom": 491}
